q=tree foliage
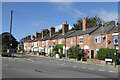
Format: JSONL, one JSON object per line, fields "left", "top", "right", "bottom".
{"left": 71, "top": 16, "right": 102, "bottom": 31}
{"left": 1, "top": 32, "right": 19, "bottom": 49}
{"left": 52, "top": 44, "right": 64, "bottom": 56}
{"left": 72, "top": 18, "right": 83, "bottom": 31}
{"left": 90, "top": 15, "right": 102, "bottom": 27}
{"left": 68, "top": 45, "right": 84, "bottom": 60}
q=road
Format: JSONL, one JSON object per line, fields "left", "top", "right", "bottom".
{"left": 2, "top": 53, "right": 119, "bottom": 78}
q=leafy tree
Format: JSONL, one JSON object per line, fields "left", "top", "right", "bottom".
{"left": 72, "top": 18, "right": 83, "bottom": 30}
{"left": 55, "top": 29, "right": 62, "bottom": 34}
{"left": 1, "top": 32, "right": 19, "bottom": 50}
{"left": 90, "top": 15, "right": 102, "bottom": 27}
{"left": 71, "top": 16, "right": 103, "bottom": 31}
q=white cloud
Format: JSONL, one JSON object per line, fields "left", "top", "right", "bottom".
{"left": 55, "top": 24, "right": 72, "bottom": 32}
{"left": 92, "top": 9, "right": 118, "bottom": 22}
{"left": 100, "top": 10, "right": 118, "bottom": 21}
{"left": 52, "top": 2, "right": 86, "bottom": 19}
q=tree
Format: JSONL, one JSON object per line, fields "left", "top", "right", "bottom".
{"left": 90, "top": 15, "right": 102, "bottom": 27}
{"left": 71, "top": 16, "right": 103, "bottom": 31}
{"left": 72, "top": 18, "right": 83, "bottom": 30}
{"left": 1, "top": 32, "right": 19, "bottom": 50}
{"left": 55, "top": 29, "right": 62, "bottom": 34}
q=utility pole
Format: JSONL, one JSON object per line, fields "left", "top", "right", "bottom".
{"left": 9, "top": 10, "right": 13, "bottom": 59}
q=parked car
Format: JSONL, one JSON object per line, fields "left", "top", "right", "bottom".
{"left": 1, "top": 52, "right": 12, "bottom": 57}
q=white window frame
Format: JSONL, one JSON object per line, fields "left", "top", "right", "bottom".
{"left": 59, "top": 40, "right": 62, "bottom": 44}
{"left": 95, "top": 37, "right": 101, "bottom": 43}
{"left": 79, "top": 37, "right": 83, "bottom": 44}
{"left": 53, "top": 40, "right": 55, "bottom": 46}
{"left": 70, "top": 38, "right": 74, "bottom": 44}
{"left": 42, "top": 41, "right": 44, "bottom": 47}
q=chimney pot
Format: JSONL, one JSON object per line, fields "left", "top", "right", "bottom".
{"left": 42, "top": 29, "right": 48, "bottom": 39}
{"left": 62, "top": 21, "right": 69, "bottom": 34}
{"left": 50, "top": 26, "right": 55, "bottom": 37}
{"left": 82, "top": 18, "right": 91, "bottom": 30}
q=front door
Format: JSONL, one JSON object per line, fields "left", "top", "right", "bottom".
{"left": 91, "top": 50, "right": 94, "bottom": 59}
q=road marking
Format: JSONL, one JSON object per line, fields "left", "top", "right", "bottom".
{"left": 98, "top": 69, "right": 105, "bottom": 72}
{"left": 72, "top": 66, "right": 77, "bottom": 68}
{"left": 108, "top": 71, "right": 118, "bottom": 73}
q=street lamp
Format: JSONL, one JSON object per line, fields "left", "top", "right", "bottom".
{"left": 9, "top": 10, "right": 13, "bottom": 59}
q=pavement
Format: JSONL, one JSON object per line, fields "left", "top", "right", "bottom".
{"left": 24, "top": 53, "right": 119, "bottom": 70}
{"left": 2, "top": 53, "right": 119, "bottom": 78}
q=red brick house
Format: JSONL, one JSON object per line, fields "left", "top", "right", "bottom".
{"left": 22, "top": 18, "right": 120, "bottom": 59}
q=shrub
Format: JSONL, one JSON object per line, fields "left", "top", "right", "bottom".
{"left": 52, "top": 44, "right": 64, "bottom": 57}
{"left": 97, "top": 48, "right": 118, "bottom": 61}
{"left": 68, "top": 45, "right": 84, "bottom": 60}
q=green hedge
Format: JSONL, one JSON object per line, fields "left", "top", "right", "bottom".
{"left": 68, "top": 46, "right": 84, "bottom": 60}
{"left": 97, "top": 48, "right": 118, "bottom": 61}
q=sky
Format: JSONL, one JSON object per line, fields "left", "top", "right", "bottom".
{"left": 2, "top": 2, "right": 118, "bottom": 41}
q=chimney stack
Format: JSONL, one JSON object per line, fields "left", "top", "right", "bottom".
{"left": 62, "top": 21, "right": 69, "bottom": 35}
{"left": 50, "top": 26, "right": 55, "bottom": 37}
{"left": 82, "top": 18, "right": 91, "bottom": 30}
{"left": 32, "top": 35, "right": 35, "bottom": 40}
{"left": 36, "top": 32, "right": 40, "bottom": 39}
{"left": 42, "top": 29, "right": 48, "bottom": 39}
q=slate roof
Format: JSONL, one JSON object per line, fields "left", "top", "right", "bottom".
{"left": 51, "top": 31, "right": 75, "bottom": 40}
{"left": 90, "top": 21, "right": 119, "bottom": 35}
{"left": 40, "top": 34, "right": 59, "bottom": 41}
{"left": 66, "top": 26, "right": 99, "bottom": 38}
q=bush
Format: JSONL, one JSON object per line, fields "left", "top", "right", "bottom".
{"left": 52, "top": 44, "right": 64, "bottom": 57}
{"left": 39, "top": 52, "right": 45, "bottom": 55}
{"left": 60, "top": 53, "right": 65, "bottom": 58}
{"left": 68, "top": 45, "right": 84, "bottom": 60}
{"left": 97, "top": 48, "right": 118, "bottom": 61}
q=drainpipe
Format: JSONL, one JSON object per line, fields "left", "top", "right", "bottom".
{"left": 65, "top": 37, "right": 67, "bottom": 57}
{"left": 76, "top": 35, "right": 77, "bottom": 46}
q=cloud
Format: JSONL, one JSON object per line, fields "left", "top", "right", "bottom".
{"left": 55, "top": 24, "right": 72, "bottom": 32}
{"left": 92, "top": 9, "right": 118, "bottom": 22}
{"left": 100, "top": 10, "right": 118, "bottom": 21}
{"left": 52, "top": 2, "right": 86, "bottom": 19}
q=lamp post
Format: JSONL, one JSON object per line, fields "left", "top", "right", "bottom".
{"left": 9, "top": 10, "right": 13, "bottom": 59}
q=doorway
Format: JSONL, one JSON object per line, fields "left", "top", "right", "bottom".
{"left": 91, "top": 50, "right": 94, "bottom": 59}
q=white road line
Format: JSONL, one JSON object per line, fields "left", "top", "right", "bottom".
{"left": 108, "top": 71, "right": 118, "bottom": 73}
{"left": 72, "top": 66, "right": 77, "bottom": 68}
{"left": 98, "top": 69, "right": 105, "bottom": 72}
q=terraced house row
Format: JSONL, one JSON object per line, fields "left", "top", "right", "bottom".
{"left": 21, "top": 18, "right": 120, "bottom": 59}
